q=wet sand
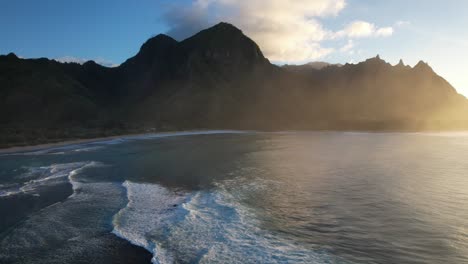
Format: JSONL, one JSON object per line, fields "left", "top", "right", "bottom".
{"left": 0, "top": 134, "right": 142, "bottom": 154}
{"left": 0, "top": 130, "right": 250, "bottom": 155}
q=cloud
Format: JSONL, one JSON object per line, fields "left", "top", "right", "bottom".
{"left": 340, "top": 39, "right": 354, "bottom": 53}
{"left": 55, "top": 56, "right": 88, "bottom": 64}
{"left": 55, "top": 56, "right": 118, "bottom": 67}
{"left": 376, "top": 27, "right": 393, "bottom": 37}
{"left": 163, "top": 0, "right": 345, "bottom": 63}
{"left": 163, "top": 0, "right": 395, "bottom": 63}
{"left": 395, "top": 20, "right": 411, "bottom": 27}
{"left": 164, "top": 2, "right": 213, "bottom": 40}
{"left": 334, "top": 21, "right": 394, "bottom": 38}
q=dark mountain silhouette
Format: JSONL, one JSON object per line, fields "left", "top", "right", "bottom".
{"left": 1, "top": 22, "right": 467, "bottom": 147}
{"left": 283, "top": 61, "right": 343, "bottom": 71}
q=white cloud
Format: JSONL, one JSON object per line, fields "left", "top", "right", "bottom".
{"left": 340, "top": 21, "right": 375, "bottom": 38}
{"left": 376, "top": 27, "right": 393, "bottom": 37}
{"left": 165, "top": 0, "right": 396, "bottom": 63}
{"left": 55, "top": 56, "right": 118, "bottom": 67}
{"left": 334, "top": 21, "right": 394, "bottom": 38}
{"left": 55, "top": 56, "right": 88, "bottom": 64}
{"left": 340, "top": 39, "right": 354, "bottom": 53}
{"left": 175, "top": 0, "right": 346, "bottom": 63}
{"left": 395, "top": 20, "right": 411, "bottom": 27}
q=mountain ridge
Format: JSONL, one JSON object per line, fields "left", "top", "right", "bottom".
{"left": 1, "top": 22, "right": 467, "bottom": 147}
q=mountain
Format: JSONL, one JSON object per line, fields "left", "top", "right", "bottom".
{"left": 283, "top": 61, "right": 343, "bottom": 71}
{"left": 1, "top": 22, "right": 467, "bottom": 147}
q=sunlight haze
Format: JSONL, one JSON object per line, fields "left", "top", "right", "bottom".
{"left": 1, "top": 0, "right": 467, "bottom": 95}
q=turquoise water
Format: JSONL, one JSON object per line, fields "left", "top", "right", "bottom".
{"left": 1, "top": 131, "right": 468, "bottom": 263}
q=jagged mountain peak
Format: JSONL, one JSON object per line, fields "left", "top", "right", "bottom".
{"left": 180, "top": 22, "right": 268, "bottom": 66}
{"left": 120, "top": 34, "right": 178, "bottom": 68}
{"left": 121, "top": 22, "right": 268, "bottom": 70}
{"left": 1, "top": 22, "right": 466, "bottom": 139}
{"left": 395, "top": 59, "right": 412, "bottom": 70}
{"left": 209, "top": 22, "right": 243, "bottom": 33}
{"left": 364, "top": 55, "right": 385, "bottom": 63}
{"left": 6, "top": 52, "right": 18, "bottom": 59}
{"left": 414, "top": 60, "right": 430, "bottom": 68}
{"left": 139, "top": 34, "right": 178, "bottom": 53}
{"left": 413, "top": 60, "right": 434, "bottom": 73}
{"left": 359, "top": 55, "right": 390, "bottom": 68}
{"left": 143, "top": 34, "right": 177, "bottom": 46}
{"left": 0, "top": 52, "right": 19, "bottom": 61}
{"left": 182, "top": 22, "right": 246, "bottom": 44}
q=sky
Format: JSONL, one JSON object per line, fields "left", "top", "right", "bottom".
{"left": 1, "top": 0, "right": 467, "bottom": 96}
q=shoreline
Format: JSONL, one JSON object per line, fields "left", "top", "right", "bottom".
{"left": 0, "top": 130, "right": 251, "bottom": 154}
{"left": 0, "top": 132, "right": 156, "bottom": 154}
{"left": 2, "top": 129, "right": 468, "bottom": 155}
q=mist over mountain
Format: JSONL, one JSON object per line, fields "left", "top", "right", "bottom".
{"left": 1, "top": 22, "right": 467, "bottom": 147}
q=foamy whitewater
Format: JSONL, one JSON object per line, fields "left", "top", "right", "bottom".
{"left": 1, "top": 131, "right": 468, "bottom": 263}
{"left": 0, "top": 161, "right": 102, "bottom": 197}
{"left": 112, "top": 179, "right": 334, "bottom": 264}
{"left": 112, "top": 181, "right": 188, "bottom": 263}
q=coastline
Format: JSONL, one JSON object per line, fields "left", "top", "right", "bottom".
{"left": 2, "top": 129, "right": 468, "bottom": 155}
{"left": 0, "top": 134, "right": 140, "bottom": 154}
{"left": 0, "top": 130, "right": 251, "bottom": 154}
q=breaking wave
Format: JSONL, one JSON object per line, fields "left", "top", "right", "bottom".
{"left": 111, "top": 181, "right": 189, "bottom": 263}
{"left": 112, "top": 179, "right": 335, "bottom": 264}
{"left": 0, "top": 161, "right": 104, "bottom": 197}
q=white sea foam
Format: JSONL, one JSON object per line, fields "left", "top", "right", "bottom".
{"left": 67, "top": 161, "right": 106, "bottom": 197}
{"left": 0, "top": 161, "right": 104, "bottom": 197}
{"left": 3, "top": 148, "right": 66, "bottom": 156}
{"left": 169, "top": 180, "right": 327, "bottom": 263}
{"left": 72, "top": 146, "right": 104, "bottom": 152}
{"left": 124, "top": 130, "right": 251, "bottom": 141}
{"left": 111, "top": 177, "right": 332, "bottom": 263}
{"left": 0, "top": 174, "right": 126, "bottom": 263}
{"left": 111, "top": 181, "right": 189, "bottom": 264}
{"left": 2, "top": 145, "right": 99, "bottom": 156}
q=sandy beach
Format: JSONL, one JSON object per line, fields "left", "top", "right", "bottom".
{"left": 0, "top": 133, "right": 152, "bottom": 155}
{"left": 0, "top": 130, "right": 250, "bottom": 154}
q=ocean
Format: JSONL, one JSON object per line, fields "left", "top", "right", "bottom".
{"left": 1, "top": 131, "right": 467, "bottom": 263}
